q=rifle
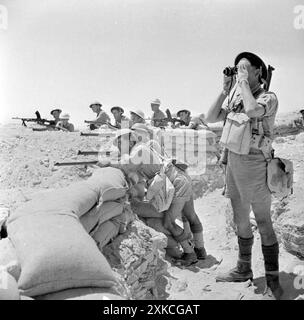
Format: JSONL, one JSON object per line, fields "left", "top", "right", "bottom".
{"left": 165, "top": 109, "right": 186, "bottom": 126}
{"left": 80, "top": 132, "right": 116, "bottom": 138}
{"left": 13, "top": 111, "right": 55, "bottom": 127}
{"left": 264, "top": 65, "right": 275, "bottom": 91}
{"left": 54, "top": 160, "right": 98, "bottom": 167}
{"left": 77, "top": 150, "right": 115, "bottom": 156}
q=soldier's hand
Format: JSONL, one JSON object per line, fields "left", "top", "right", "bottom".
{"left": 237, "top": 63, "right": 249, "bottom": 85}
{"left": 223, "top": 75, "right": 236, "bottom": 93}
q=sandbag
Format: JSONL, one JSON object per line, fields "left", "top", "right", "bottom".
{"left": 8, "top": 212, "right": 116, "bottom": 297}
{"left": 111, "top": 206, "right": 136, "bottom": 234}
{"left": 93, "top": 221, "right": 120, "bottom": 250}
{"left": 80, "top": 201, "right": 124, "bottom": 233}
{"left": 0, "top": 269, "right": 20, "bottom": 300}
{"left": 0, "top": 238, "right": 21, "bottom": 280}
{"left": 36, "top": 287, "right": 123, "bottom": 300}
{"left": 87, "top": 167, "right": 128, "bottom": 204}
{"left": 8, "top": 167, "right": 128, "bottom": 222}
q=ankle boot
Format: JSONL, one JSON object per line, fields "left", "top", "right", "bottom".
{"left": 262, "top": 242, "right": 283, "bottom": 300}
{"left": 216, "top": 236, "right": 254, "bottom": 282}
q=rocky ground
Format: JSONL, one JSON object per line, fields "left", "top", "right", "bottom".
{"left": 1, "top": 123, "right": 304, "bottom": 300}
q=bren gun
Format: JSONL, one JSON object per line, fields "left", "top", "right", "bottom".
{"left": 12, "top": 111, "right": 55, "bottom": 127}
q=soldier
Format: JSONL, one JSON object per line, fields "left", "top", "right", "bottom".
{"left": 110, "top": 106, "right": 130, "bottom": 129}
{"left": 56, "top": 113, "right": 74, "bottom": 132}
{"left": 50, "top": 108, "right": 62, "bottom": 126}
{"left": 175, "top": 109, "right": 208, "bottom": 130}
{"left": 150, "top": 99, "right": 168, "bottom": 128}
{"left": 130, "top": 110, "right": 146, "bottom": 125}
{"left": 206, "top": 52, "right": 282, "bottom": 299}
{"left": 88, "top": 102, "right": 111, "bottom": 130}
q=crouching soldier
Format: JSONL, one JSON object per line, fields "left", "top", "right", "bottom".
{"left": 206, "top": 52, "right": 282, "bottom": 299}
{"left": 100, "top": 125, "right": 207, "bottom": 266}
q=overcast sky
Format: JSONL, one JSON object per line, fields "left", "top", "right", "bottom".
{"left": 0, "top": 0, "right": 303, "bottom": 127}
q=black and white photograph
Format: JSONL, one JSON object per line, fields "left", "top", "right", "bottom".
{"left": 0, "top": 0, "right": 304, "bottom": 306}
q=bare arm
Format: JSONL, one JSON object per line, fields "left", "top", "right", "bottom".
{"left": 206, "top": 92, "right": 229, "bottom": 123}
{"left": 206, "top": 75, "right": 235, "bottom": 123}
{"left": 237, "top": 64, "right": 265, "bottom": 118}
{"left": 240, "top": 81, "right": 265, "bottom": 118}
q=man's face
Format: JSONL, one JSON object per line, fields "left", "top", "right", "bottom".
{"left": 112, "top": 109, "right": 122, "bottom": 121}
{"left": 151, "top": 104, "right": 159, "bottom": 112}
{"left": 131, "top": 113, "right": 142, "bottom": 124}
{"left": 52, "top": 111, "right": 60, "bottom": 119}
{"left": 91, "top": 105, "right": 101, "bottom": 114}
{"left": 179, "top": 111, "right": 190, "bottom": 123}
{"left": 237, "top": 58, "right": 261, "bottom": 86}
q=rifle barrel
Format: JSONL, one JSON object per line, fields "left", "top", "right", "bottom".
{"left": 77, "top": 150, "right": 115, "bottom": 156}
{"left": 54, "top": 160, "right": 98, "bottom": 167}
{"left": 80, "top": 132, "right": 116, "bottom": 138}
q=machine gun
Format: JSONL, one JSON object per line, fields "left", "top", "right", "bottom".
{"left": 165, "top": 109, "right": 186, "bottom": 126}
{"left": 12, "top": 111, "right": 55, "bottom": 127}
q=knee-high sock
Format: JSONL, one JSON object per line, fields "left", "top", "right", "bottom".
{"left": 262, "top": 242, "right": 280, "bottom": 287}
{"left": 193, "top": 232, "right": 204, "bottom": 248}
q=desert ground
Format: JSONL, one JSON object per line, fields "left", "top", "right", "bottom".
{"left": 1, "top": 121, "right": 304, "bottom": 300}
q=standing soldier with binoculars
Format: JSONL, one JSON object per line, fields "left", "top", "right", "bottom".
{"left": 206, "top": 52, "right": 282, "bottom": 300}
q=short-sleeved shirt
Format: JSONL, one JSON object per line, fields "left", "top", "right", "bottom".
{"left": 115, "top": 115, "right": 131, "bottom": 129}
{"left": 222, "top": 87, "right": 278, "bottom": 139}
{"left": 96, "top": 110, "right": 111, "bottom": 126}
{"left": 151, "top": 110, "right": 167, "bottom": 127}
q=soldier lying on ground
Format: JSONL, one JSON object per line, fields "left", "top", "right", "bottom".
{"left": 56, "top": 113, "right": 74, "bottom": 132}
{"left": 150, "top": 99, "right": 168, "bottom": 128}
{"left": 87, "top": 102, "right": 111, "bottom": 130}
{"left": 110, "top": 106, "right": 130, "bottom": 129}
{"left": 174, "top": 109, "right": 208, "bottom": 130}
{"left": 50, "top": 108, "right": 62, "bottom": 126}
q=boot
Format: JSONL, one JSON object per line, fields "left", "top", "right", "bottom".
{"left": 174, "top": 252, "right": 198, "bottom": 266}
{"left": 194, "top": 247, "right": 207, "bottom": 260}
{"left": 262, "top": 243, "right": 283, "bottom": 300}
{"left": 216, "top": 236, "right": 254, "bottom": 282}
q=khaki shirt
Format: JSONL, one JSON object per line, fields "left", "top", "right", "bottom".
{"left": 151, "top": 110, "right": 167, "bottom": 127}
{"left": 115, "top": 115, "right": 130, "bottom": 129}
{"left": 96, "top": 110, "right": 111, "bottom": 126}
{"left": 223, "top": 87, "right": 278, "bottom": 139}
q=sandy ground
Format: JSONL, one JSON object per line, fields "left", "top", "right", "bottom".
{"left": 1, "top": 123, "right": 304, "bottom": 300}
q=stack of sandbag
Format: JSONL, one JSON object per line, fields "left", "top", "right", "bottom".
{"left": 6, "top": 167, "right": 128, "bottom": 298}
{"left": 80, "top": 199, "right": 136, "bottom": 251}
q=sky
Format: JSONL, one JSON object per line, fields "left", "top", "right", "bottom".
{"left": 0, "top": 0, "right": 303, "bottom": 127}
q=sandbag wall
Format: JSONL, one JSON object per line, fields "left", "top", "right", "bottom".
{"left": 4, "top": 167, "right": 129, "bottom": 299}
